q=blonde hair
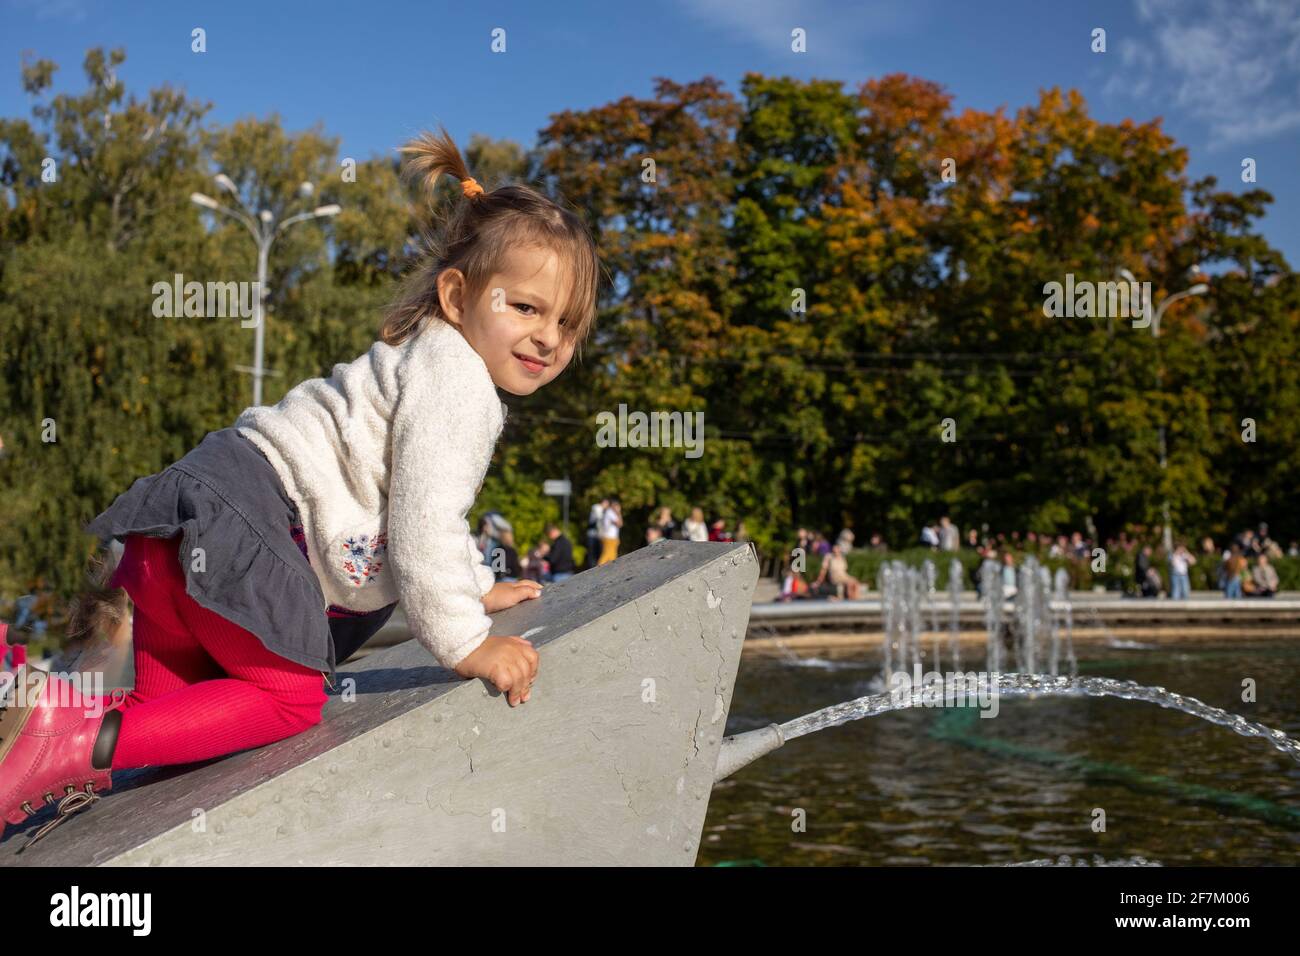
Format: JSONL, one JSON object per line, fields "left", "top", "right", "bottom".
{"left": 380, "top": 124, "right": 602, "bottom": 360}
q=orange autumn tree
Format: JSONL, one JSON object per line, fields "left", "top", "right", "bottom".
{"left": 518, "top": 73, "right": 1296, "bottom": 554}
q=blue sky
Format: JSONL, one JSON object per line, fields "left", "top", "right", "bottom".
{"left": 4, "top": 0, "right": 1298, "bottom": 266}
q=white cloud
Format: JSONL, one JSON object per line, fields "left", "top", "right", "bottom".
{"left": 674, "top": 0, "right": 929, "bottom": 69}
{"left": 1105, "top": 39, "right": 1152, "bottom": 98}
{"left": 1121, "top": 0, "right": 1300, "bottom": 147}
{"left": 5, "top": 0, "right": 88, "bottom": 23}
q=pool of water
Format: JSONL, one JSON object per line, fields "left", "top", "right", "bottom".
{"left": 699, "top": 638, "right": 1300, "bottom": 866}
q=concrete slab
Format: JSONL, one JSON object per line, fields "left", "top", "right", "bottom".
{"left": 0, "top": 539, "right": 759, "bottom": 866}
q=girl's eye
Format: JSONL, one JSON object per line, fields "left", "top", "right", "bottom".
{"left": 514, "top": 303, "right": 537, "bottom": 315}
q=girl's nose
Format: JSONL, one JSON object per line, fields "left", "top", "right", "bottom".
{"left": 533, "top": 316, "right": 561, "bottom": 350}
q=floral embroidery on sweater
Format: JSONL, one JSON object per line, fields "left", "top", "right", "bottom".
{"left": 341, "top": 532, "right": 387, "bottom": 586}
{"left": 290, "top": 521, "right": 373, "bottom": 618}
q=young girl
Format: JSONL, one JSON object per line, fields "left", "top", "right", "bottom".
{"left": 0, "top": 126, "right": 602, "bottom": 843}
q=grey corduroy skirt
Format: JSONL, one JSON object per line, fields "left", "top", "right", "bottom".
{"left": 83, "top": 427, "right": 396, "bottom": 676}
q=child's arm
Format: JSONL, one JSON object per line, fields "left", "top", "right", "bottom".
{"left": 386, "top": 340, "right": 506, "bottom": 672}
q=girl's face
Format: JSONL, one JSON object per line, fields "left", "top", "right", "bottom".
{"left": 437, "top": 244, "right": 577, "bottom": 396}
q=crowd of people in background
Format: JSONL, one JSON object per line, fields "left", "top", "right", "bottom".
{"left": 473, "top": 511, "right": 576, "bottom": 584}
{"left": 955, "top": 520, "right": 1291, "bottom": 600}
{"left": 5, "top": 499, "right": 1290, "bottom": 655}
{"left": 471, "top": 503, "right": 750, "bottom": 584}
{"left": 601, "top": 503, "right": 749, "bottom": 557}
{"left": 774, "top": 517, "right": 1295, "bottom": 602}
{"left": 935, "top": 515, "right": 1289, "bottom": 598}
{"left": 1207, "top": 525, "right": 1285, "bottom": 598}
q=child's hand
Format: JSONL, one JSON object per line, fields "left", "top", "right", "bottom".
{"left": 483, "top": 580, "right": 543, "bottom": 614}
{"left": 454, "top": 636, "right": 540, "bottom": 706}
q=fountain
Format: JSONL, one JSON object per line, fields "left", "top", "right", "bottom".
{"left": 878, "top": 554, "right": 1074, "bottom": 684}
{"left": 947, "top": 558, "right": 962, "bottom": 671}
{"left": 979, "top": 557, "right": 1004, "bottom": 672}
{"left": 1010, "top": 555, "right": 1077, "bottom": 678}
{"left": 718, "top": 668, "right": 1300, "bottom": 782}
{"left": 717, "top": 554, "right": 1300, "bottom": 796}
{"left": 1052, "top": 566, "right": 1077, "bottom": 676}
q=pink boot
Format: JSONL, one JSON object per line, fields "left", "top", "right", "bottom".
{"left": 0, "top": 666, "right": 126, "bottom": 849}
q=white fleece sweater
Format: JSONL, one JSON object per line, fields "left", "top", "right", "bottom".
{"left": 234, "top": 318, "right": 506, "bottom": 670}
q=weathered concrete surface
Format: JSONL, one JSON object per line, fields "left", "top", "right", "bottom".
{"left": 0, "top": 540, "right": 759, "bottom": 866}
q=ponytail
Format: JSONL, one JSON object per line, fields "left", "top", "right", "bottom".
{"left": 395, "top": 124, "right": 478, "bottom": 206}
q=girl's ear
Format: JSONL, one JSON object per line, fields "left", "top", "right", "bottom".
{"left": 437, "top": 269, "right": 466, "bottom": 328}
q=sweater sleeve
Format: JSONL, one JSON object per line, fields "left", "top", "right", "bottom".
{"left": 466, "top": 534, "right": 497, "bottom": 595}
{"left": 387, "top": 343, "right": 502, "bottom": 670}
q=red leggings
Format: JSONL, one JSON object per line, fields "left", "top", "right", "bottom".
{"left": 105, "top": 534, "right": 327, "bottom": 769}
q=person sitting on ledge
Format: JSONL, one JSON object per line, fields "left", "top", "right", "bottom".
{"left": 1135, "top": 545, "right": 1163, "bottom": 598}
{"left": 813, "top": 543, "right": 861, "bottom": 600}
{"left": 778, "top": 563, "right": 811, "bottom": 601}
{"left": 1249, "top": 554, "right": 1279, "bottom": 598}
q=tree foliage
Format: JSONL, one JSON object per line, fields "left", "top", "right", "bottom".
{"left": 2, "top": 51, "right": 1296, "bottom": 606}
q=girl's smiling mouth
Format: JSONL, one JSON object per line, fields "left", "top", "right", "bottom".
{"left": 513, "top": 352, "right": 549, "bottom": 374}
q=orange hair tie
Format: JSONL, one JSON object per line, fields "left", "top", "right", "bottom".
{"left": 460, "top": 177, "right": 484, "bottom": 199}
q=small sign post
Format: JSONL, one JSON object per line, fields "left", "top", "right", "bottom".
{"left": 543, "top": 478, "right": 572, "bottom": 533}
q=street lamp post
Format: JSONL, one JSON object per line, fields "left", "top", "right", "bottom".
{"left": 1119, "top": 269, "right": 1209, "bottom": 555}
{"left": 190, "top": 177, "right": 340, "bottom": 406}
